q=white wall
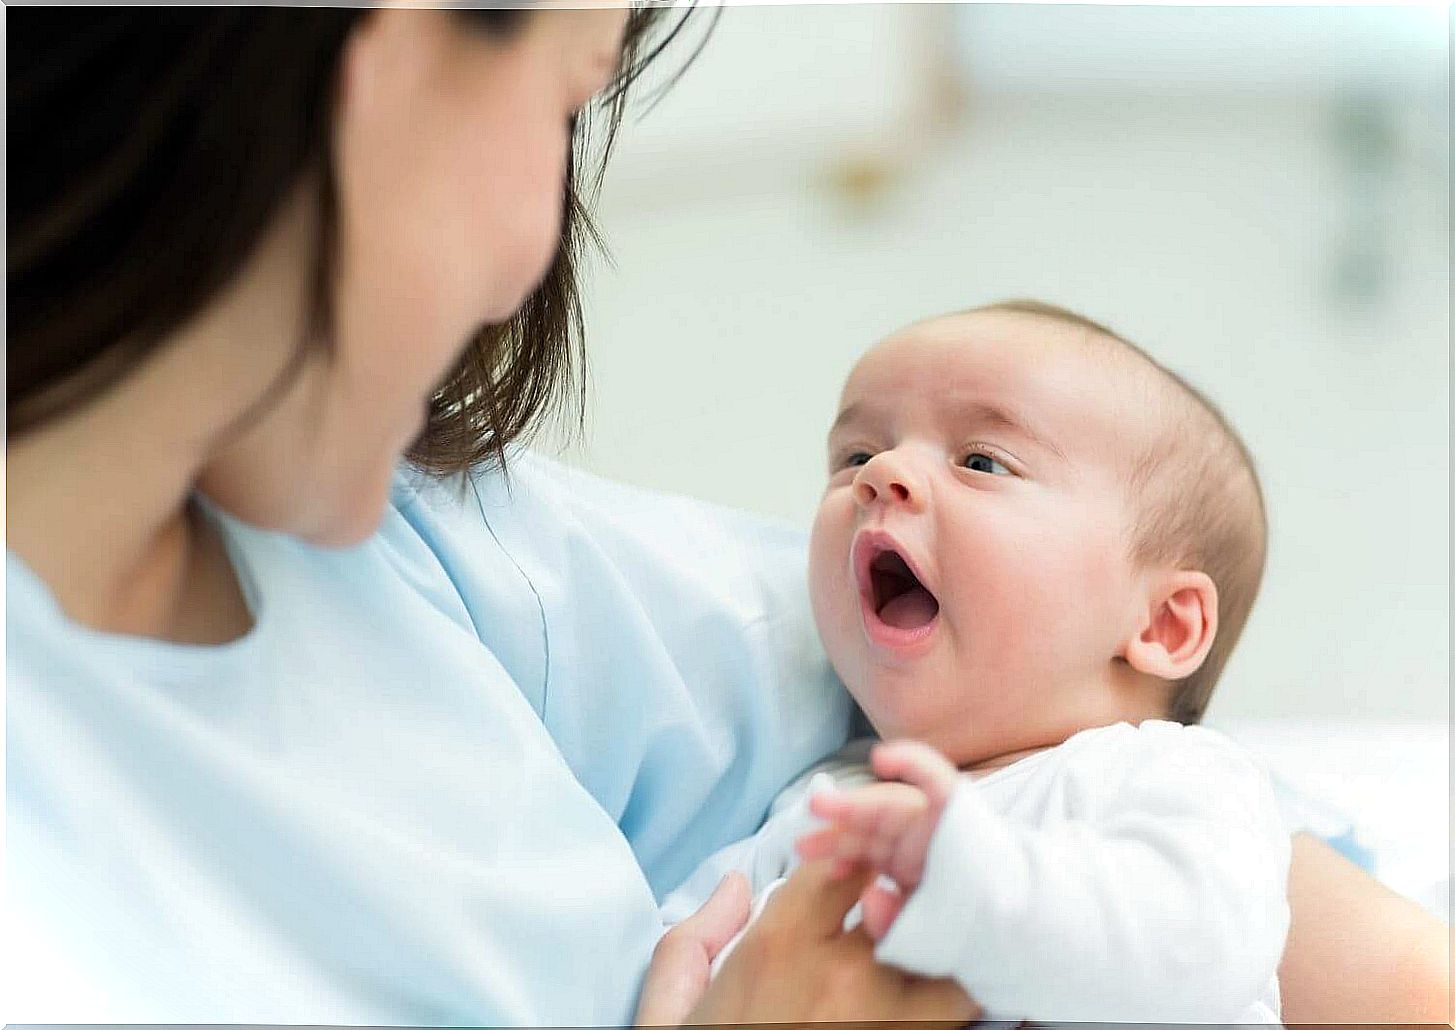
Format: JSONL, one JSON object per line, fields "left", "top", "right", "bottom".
{"left": 543, "top": 5, "right": 1450, "bottom": 723}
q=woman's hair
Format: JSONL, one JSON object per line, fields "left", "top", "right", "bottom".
{"left": 7, "top": 8, "right": 699, "bottom": 474}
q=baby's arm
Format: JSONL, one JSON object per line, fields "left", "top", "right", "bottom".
{"left": 801, "top": 728, "right": 1291, "bottom": 1023}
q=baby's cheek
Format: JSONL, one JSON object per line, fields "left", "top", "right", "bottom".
{"left": 987, "top": 598, "right": 1055, "bottom": 674}
{"left": 960, "top": 553, "right": 1084, "bottom": 675}
{"left": 1026, "top": 532, "right": 1133, "bottom": 661}
{"left": 806, "top": 517, "right": 834, "bottom": 624}
{"left": 807, "top": 504, "right": 856, "bottom": 655}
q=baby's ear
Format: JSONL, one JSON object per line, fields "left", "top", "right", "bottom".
{"left": 1122, "top": 570, "right": 1218, "bottom": 681}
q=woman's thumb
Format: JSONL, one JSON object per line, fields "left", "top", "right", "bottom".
{"left": 679, "top": 871, "right": 752, "bottom": 959}
{"left": 635, "top": 874, "right": 752, "bottom": 1026}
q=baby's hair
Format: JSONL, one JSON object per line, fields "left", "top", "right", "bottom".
{"left": 971, "top": 299, "right": 1268, "bottom": 724}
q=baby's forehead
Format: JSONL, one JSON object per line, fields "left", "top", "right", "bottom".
{"left": 888, "top": 308, "right": 1116, "bottom": 356}
{"left": 849, "top": 311, "right": 1133, "bottom": 399}
{"left": 841, "top": 311, "right": 1168, "bottom": 455}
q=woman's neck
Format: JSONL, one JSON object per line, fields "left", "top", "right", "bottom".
{"left": 6, "top": 393, "right": 247, "bottom": 642}
{"left": 7, "top": 180, "right": 316, "bottom": 642}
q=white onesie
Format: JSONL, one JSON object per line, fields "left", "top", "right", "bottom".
{"left": 661, "top": 720, "right": 1290, "bottom": 1024}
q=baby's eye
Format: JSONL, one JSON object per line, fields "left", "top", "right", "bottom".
{"left": 962, "top": 450, "right": 1011, "bottom": 475}
{"left": 844, "top": 451, "right": 873, "bottom": 469}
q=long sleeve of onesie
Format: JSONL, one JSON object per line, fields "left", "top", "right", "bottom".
{"left": 875, "top": 721, "right": 1290, "bottom": 1023}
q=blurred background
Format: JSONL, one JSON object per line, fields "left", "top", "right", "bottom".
{"left": 547, "top": 3, "right": 1450, "bottom": 739}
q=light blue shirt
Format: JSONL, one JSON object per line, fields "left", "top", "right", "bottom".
{"left": 6, "top": 452, "right": 852, "bottom": 1023}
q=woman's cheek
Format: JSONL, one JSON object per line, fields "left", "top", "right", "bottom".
{"left": 486, "top": 135, "right": 569, "bottom": 320}
{"left": 519, "top": 176, "right": 566, "bottom": 293}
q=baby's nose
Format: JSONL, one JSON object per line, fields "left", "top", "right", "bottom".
{"left": 853, "top": 454, "right": 923, "bottom": 512}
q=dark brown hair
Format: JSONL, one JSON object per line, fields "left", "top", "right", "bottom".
{"left": 972, "top": 299, "right": 1268, "bottom": 724}
{"left": 7, "top": 8, "right": 698, "bottom": 474}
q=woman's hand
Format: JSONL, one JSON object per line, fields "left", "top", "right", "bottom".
{"left": 683, "top": 859, "right": 979, "bottom": 1026}
{"left": 636, "top": 872, "right": 753, "bottom": 1027}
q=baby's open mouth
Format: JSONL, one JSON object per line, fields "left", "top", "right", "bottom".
{"left": 869, "top": 549, "right": 941, "bottom": 630}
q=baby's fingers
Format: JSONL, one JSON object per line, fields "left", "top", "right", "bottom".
{"left": 809, "top": 781, "right": 927, "bottom": 831}
{"left": 871, "top": 740, "right": 960, "bottom": 805}
{"left": 796, "top": 826, "right": 874, "bottom": 868}
{"left": 795, "top": 826, "right": 843, "bottom": 862}
{"left": 805, "top": 789, "right": 855, "bottom": 822}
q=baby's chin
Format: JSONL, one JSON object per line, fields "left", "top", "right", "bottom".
{"left": 849, "top": 695, "right": 966, "bottom": 762}
{"left": 848, "top": 689, "right": 1043, "bottom": 769}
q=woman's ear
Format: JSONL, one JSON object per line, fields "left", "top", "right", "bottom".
{"left": 1123, "top": 570, "right": 1218, "bottom": 681}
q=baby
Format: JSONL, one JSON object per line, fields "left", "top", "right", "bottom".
{"left": 660, "top": 300, "right": 1290, "bottom": 1023}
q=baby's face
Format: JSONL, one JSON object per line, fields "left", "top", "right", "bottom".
{"left": 808, "top": 311, "right": 1162, "bottom": 764}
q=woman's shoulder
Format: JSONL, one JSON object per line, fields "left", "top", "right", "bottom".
{"left": 391, "top": 449, "right": 804, "bottom": 551}
{"left": 389, "top": 450, "right": 813, "bottom": 622}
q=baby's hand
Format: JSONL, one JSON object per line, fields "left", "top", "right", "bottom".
{"left": 794, "top": 740, "right": 959, "bottom": 939}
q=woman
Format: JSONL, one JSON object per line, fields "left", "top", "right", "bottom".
{"left": 6, "top": 9, "right": 1446, "bottom": 1025}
